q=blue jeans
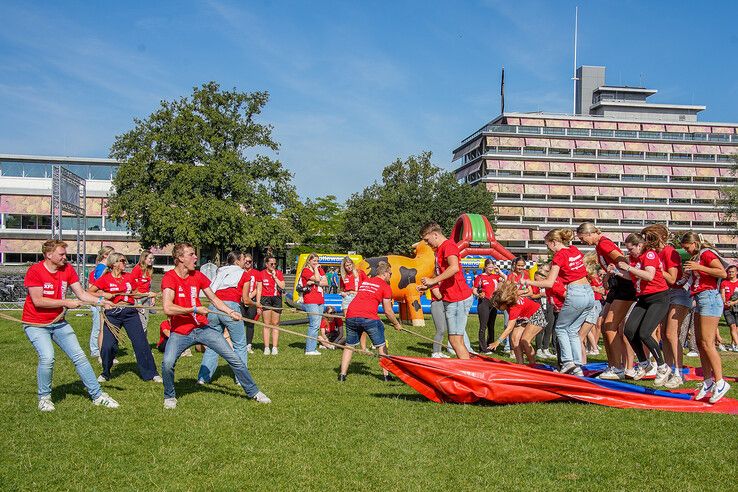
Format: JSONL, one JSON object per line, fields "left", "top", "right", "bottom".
{"left": 431, "top": 300, "right": 474, "bottom": 353}
{"left": 555, "top": 283, "right": 595, "bottom": 365}
{"left": 89, "top": 305, "right": 101, "bottom": 357}
{"left": 197, "top": 301, "right": 248, "bottom": 382}
{"left": 24, "top": 321, "right": 102, "bottom": 400}
{"left": 303, "top": 303, "right": 323, "bottom": 352}
{"left": 443, "top": 295, "right": 474, "bottom": 336}
{"left": 162, "top": 326, "right": 260, "bottom": 399}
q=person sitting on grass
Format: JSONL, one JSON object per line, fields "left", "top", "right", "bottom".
{"left": 338, "top": 261, "right": 402, "bottom": 382}
{"left": 160, "top": 242, "right": 271, "bottom": 409}
{"left": 488, "top": 281, "right": 547, "bottom": 367}
{"left": 22, "top": 239, "right": 120, "bottom": 411}
{"left": 319, "top": 306, "right": 344, "bottom": 348}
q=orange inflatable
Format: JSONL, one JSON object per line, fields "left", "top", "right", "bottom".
{"left": 357, "top": 242, "right": 435, "bottom": 326}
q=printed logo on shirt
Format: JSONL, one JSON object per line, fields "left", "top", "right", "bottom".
{"left": 177, "top": 286, "right": 185, "bottom": 298}
{"left": 646, "top": 251, "right": 656, "bottom": 260}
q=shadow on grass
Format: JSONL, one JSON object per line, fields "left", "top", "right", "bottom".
{"left": 405, "top": 342, "right": 433, "bottom": 355}
{"left": 50, "top": 380, "right": 125, "bottom": 402}
{"left": 370, "top": 392, "right": 429, "bottom": 402}
{"left": 172, "top": 378, "right": 245, "bottom": 398}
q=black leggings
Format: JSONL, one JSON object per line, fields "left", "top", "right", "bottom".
{"left": 477, "top": 298, "right": 497, "bottom": 350}
{"left": 624, "top": 290, "right": 668, "bottom": 365}
{"left": 241, "top": 303, "right": 257, "bottom": 345}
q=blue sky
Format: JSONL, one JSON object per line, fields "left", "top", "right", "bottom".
{"left": 1, "top": 1, "right": 737, "bottom": 200}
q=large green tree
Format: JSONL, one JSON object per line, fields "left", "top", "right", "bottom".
{"left": 340, "top": 152, "right": 495, "bottom": 257}
{"left": 292, "top": 195, "right": 345, "bottom": 254}
{"left": 107, "top": 82, "right": 300, "bottom": 253}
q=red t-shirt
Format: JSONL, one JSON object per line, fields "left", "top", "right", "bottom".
{"left": 545, "top": 278, "right": 566, "bottom": 312}
{"left": 346, "top": 276, "right": 393, "bottom": 320}
{"left": 474, "top": 273, "right": 502, "bottom": 298}
{"left": 260, "top": 269, "right": 284, "bottom": 297}
{"left": 130, "top": 264, "right": 152, "bottom": 293}
{"left": 341, "top": 270, "right": 367, "bottom": 293}
{"left": 629, "top": 250, "right": 668, "bottom": 296}
{"left": 320, "top": 317, "right": 344, "bottom": 333}
{"left": 595, "top": 236, "right": 623, "bottom": 270}
{"left": 161, "top": 269, "right": 211, "bottom": 335}
{"left": 94, "top": 272, "right": 136, "bottom": 305}
{"left": 22, "top": 262, "right": 80, "bottom": 324}
{"left": 722, "top": 279, "right": 738, "bottom": 304}
{"left": 435, "top": 239, "right": 472, "bottom": 302}
{"left": 508, "top": 271, "right": 527, "bottom": 284}
{"left": 300, "top": 267, "right": 325, "bottom": 304}
{"left": 215, "top": 271, "right": 249, "bottom": 303}
{"left": 507, "top": 296, "right": 540, "bottom": 322}
{"left": 243, "top": 268, "right": 260, "bottom": 298}
{"left": 690, "top": 249, "right": 722, "bottom": 295}
{"left": 589, "top": 274, "right": 603, "bottom": 301}
{"left": 158, "top": 319, "right": 171, "bottom": 348}
{"left": 552, "top": 246, "right": 587, "bottom": 284}
{"left": 659, "top": 245, "right": 686, "bottom": 288}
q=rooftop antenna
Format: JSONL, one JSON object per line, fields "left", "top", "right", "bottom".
{"left": 571, "top": 6, "right": 578, "bottom": 114}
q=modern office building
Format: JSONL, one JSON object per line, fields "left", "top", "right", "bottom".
{"left": 0, "top": 154, "right": 172, "bottom": 266}
{"left": 452, "top": 65, "right": 738, "bottom": 258}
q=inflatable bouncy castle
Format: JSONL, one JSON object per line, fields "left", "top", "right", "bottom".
{"left": 451, "top": 213, "right": 514, "bottom": 260}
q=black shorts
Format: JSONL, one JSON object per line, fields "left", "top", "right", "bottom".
{"left": 724, "top": 310, "right": 738, "bottom": 326}
{"left": 605, "top": 276, "right": 636, "bottom": 304}
{"left": 261, "top": 296, "right": 283, "bottom": 309}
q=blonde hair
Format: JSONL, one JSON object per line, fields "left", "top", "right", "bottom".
{"left": 306, "top": 252, "right": 319, "bottom": 263}
{"left": 544, "top": 229, "right": 574, "bottom": 245}
{"left": 583, "top": 252, "right": 600, "bottom": 276}
{"left": 340, "top": 256, "right": 354, "bottom": 280}
{"left": 681, "top": 231, "right": 714, "bottom": 249}
{"left": 104, "top": 252, "right": 127, "bottom": 275}
{"left": 172, "top": 243, "right": 193, "bottom": 263}
{"left": 42, "top": 240, "right": 67, "bottom": 255}
{"left": 137, "top": 250, "right": 154, "bottom": 277}
{"left": 96, "top": 245, "right": 115, "bottom": 263}
{"left": 491, "top": 281, "right": 520, "bottom": 309}
{"left": 576, "top": 222, "right": 600, "bottom": 235}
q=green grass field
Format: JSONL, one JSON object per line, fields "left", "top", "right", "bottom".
{"left": 1, "top": 310, "right": 737, "bottom": 491}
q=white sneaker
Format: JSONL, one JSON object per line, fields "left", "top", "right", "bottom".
{"left": 246, "top": 344, "right": 254, "bottom": 354}
{"left": 181, "top": 348, "right": 193, "bottom": 357}
{"left": 560, "top": 362, "right": 577, "bottom": 374}
{"left": 163, "top": 397, "right": 177, "bottom": 409}
{"left": 654, "top": 364, "right": 671, "bottom": 387}
{"left": 264, "top": 347, "right": 271, "bottom": 355}
{"left": 633, "top": 362, "right": 652, "bottom": 380}
{"left": 92, "top": 392, "right": 120, "bottom": 409}
{"left": 571, "top": 366, "right": 584, "bottom": 377}
{"left": 543, "top": 349, "right": 557, "bottom": 360}
{"left": 305, "top": 350, "right": 322, "bottom": 356}
{"left": 112, "top": 358, "right": 119, "bottom": 365}
{"left": 38, "top": 397, "right": 55, "bottom": 412}
{"left": 718, "top": 344, "right": 727, "bottom": 352}
{"left": 686, "top": 350, "right": 699, "bottom": 357}
{"left": 624, "top": 367, "right": 637, "bottom": 379}
{"left": 151, "top": 375, "right": 163, "bottom": 383}
{"left": 536, "top": 349, "right": 544, "bottom": 359}
{"left": 97, "top": 374, "right": 108, "bottom": 383}
{"left": 271, "top": 347, "right": 279, "bottom": 355}
{"left": 709, "top": 380, "right": 731, "bottom": 404}
{"left": 695, "top": 379, "right": 714, "bottom": 400}
{"left": 252, "top": 391, "right": 272, "bottom": 404}
{"left": 447, "top": 347, "right": 457, "bottom": 356}
{"left": 645, "top": 363, "right": 657, "bottom": 377}
{"left": 196, "top": 378, "right": 206, "bottom": 385}
{"left": 431, "top": 352, "right": 450, "bottom": 358}
{"left": 664, "top": 371, "right": 684, "bottom": 389}
{"left": 598, "top": 367, "right": 620, "bottom": 380}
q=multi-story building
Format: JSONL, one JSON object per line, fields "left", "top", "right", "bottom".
{"left": 0, "top": 154, "right": 172, "bottom": 266}
{"left": 452, "top": 65, "right": 738, "bottom": 258}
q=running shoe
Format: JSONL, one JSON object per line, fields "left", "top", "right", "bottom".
{"left": 38, "top": 397, "right": 55, "bottom": 412}
{"left": 598, "top": 367, "right": 620, "bottom": 380}
{"left": 664, "top": 372, "right": 684, "bottom": 389}
{"left": 305, "top": 351, "right": 322, "bottom": 356}
{"left": 718, "top": 344, "right": 727, "bottom": 352}
{"left": 92, "top": 392, "right": 120, "bottom": 409}
{"left": 246, "top": 344, "right": 254, "bottom": 354}
{"left": 624, "top": 367, "right": 636, "bottom": 379}
{"left": 686, "top": 350, "right": 700, "bottom": 357}
{"left": 695, "top": 379, "right": 714, "bottom": 400}
{"left": 271, "top": 347, "right": 279, "bottom": 355}
{"left": 252, "top": 391, "right": 272, "bottom": 404}
{"left": 560, "top": 362, "right": 577, "bottom": 374}
{"left": 264, "top": 347, "right": 271, "bottom": 355}
{"left": 654, "top": 364, "right": 671, "bottom": 387}
{"left": 571, "top": 366, "right": 584, "bottom": 377}
{"left": 163, "top": 397, "right": 177, "bottom": 409}
{"left": 151, "top": 375, "right": 163, "bottom": 383}
{"left": 633, "top": 362, "right": 652, "bottom": 380}
{"left": 709, "top": 380, "right": 731, "bottom": 404}
{"left": 337, "top": 374, "right": 347, "bottom": 382}
{"left": 97, "top": 374, "right": 109, "bottom": 383}
{"left": 431, "top": 352, "right": 450, "bottom": 358}
{"left": 645, "top": 363, "right": 657, "bottom": 377}
{"left": 536, "top": 349, "right": 545, "bottom": 359}
{"left": 543, "top": 349, "right": 557, "bottom": 359}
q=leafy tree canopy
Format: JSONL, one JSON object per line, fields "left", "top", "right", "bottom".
{"left": 107, "top": 82, "right": 300, "bottom": 253}
{"left": 719, "top": 154, "right": 738, "bottom": 234}
{"left": 340, "top": 151, "right": 496, "bottom": 257}
{"left": 292, "top": 195, "right": 345, "bottom": 255}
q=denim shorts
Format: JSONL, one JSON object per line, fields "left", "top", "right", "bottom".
{"left": 724, "top": 310, "right": 738, "bottom": 326}
{"left": 694, "top": 289, "right": 723, "bottom": 317}
{"left": 345, "top": 317, "right": 386, "bottom": 347}
{"left": 668, "top": 287, "right": 693, "bottom": 309}
{"left": 443, "top": 295, "right": 473, "bottom": 336}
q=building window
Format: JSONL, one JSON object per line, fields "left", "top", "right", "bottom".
{"left": 644, "top": 175, "right": 668, "bottom": 182}
{"left": 693, "top": 154, "right": 714, "bottom": 162}
{"left": 0, "top": 161, "right": 24, "bottom": 177}
{"left": 497, "top": 193, "right": 521, "bottom": 199}
{"left": 623, "top": 151, "right": 644, "bottom": 160}
{"left": 645, "top": 152, "right": 668, "bottom": 160}
{"left": 65, "top": 164, "right": 90, "bottom": 179}
{"left": 596, "top": 218, "right": 618, "bottom": 224}
{"left": 671, "top": 175, "right": 691, "bottom": 182}
{"left": 592, "top": 129, "right": 614, "bottom": 137}
{"left": 599, "top": 150, "right": 620, "bottom": 159}
{"left": 498, "top": 146, "right": 521, "bottom": 154}
{"left": 547, "top": 217, "right": 570, "bottom": 223}
{"left": 497, "top": 170, "right": 521, "bottom": 177}
{"left": 663, "top": 132, "right": 684, "bottom": 139}
{"left": 614, "top": 130, "right": 637, "bottom": 138}
{"left": 89, "top": 165, "right": 114, "bottom": 180}
{"left": 523, "top": 171, "right": 546, "bottom": 177}
{"left": 21, "top": 215, "right": 38, "bottom": 229}
{"left": 568, "top": 128, "right": 589, "bottom": 136}
{"left": 548, "top": 172, "right": 570, "bottom": 178}
{"left": 708, "top": 134, "right": 730, "bottom": 142}
{"left": 596, "top": 196, "right": 618, "bottom": 202}
{"left": 671, "top": 153, "right": 691, "bottom": 161}
{"left": 574, "top": 149, "right": 596, "bottom": 157}
{"left": 687, "top": 133, "right": 707, "bottom": 141}
{"left": 523, "top": 147, "right": 546, "bottom": 155}
{"left": 622, "top": 174, "right": 644, "bottom": 181}
{"left": 542, "top": 127, "right": 565, "bottom": 135}
{"left": 4, "top": 214, "right": 21, "bottom": 228}
{"left": 574, "top": 172, "right": 596, "bottom": 179}
{"left": 622, "top": 197, "right": 643, "bottom": 204}
{"left": 640, "top": 131, "right": 660, "bottom": 139}
{"left": 518, "top": 126, "right": 540, "bottom": 134}
{"left": 548, "top": 148, "right": 571, "bottom": 156}
{"left": 597, "top": 173, "right": 618, "bottom": 180}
